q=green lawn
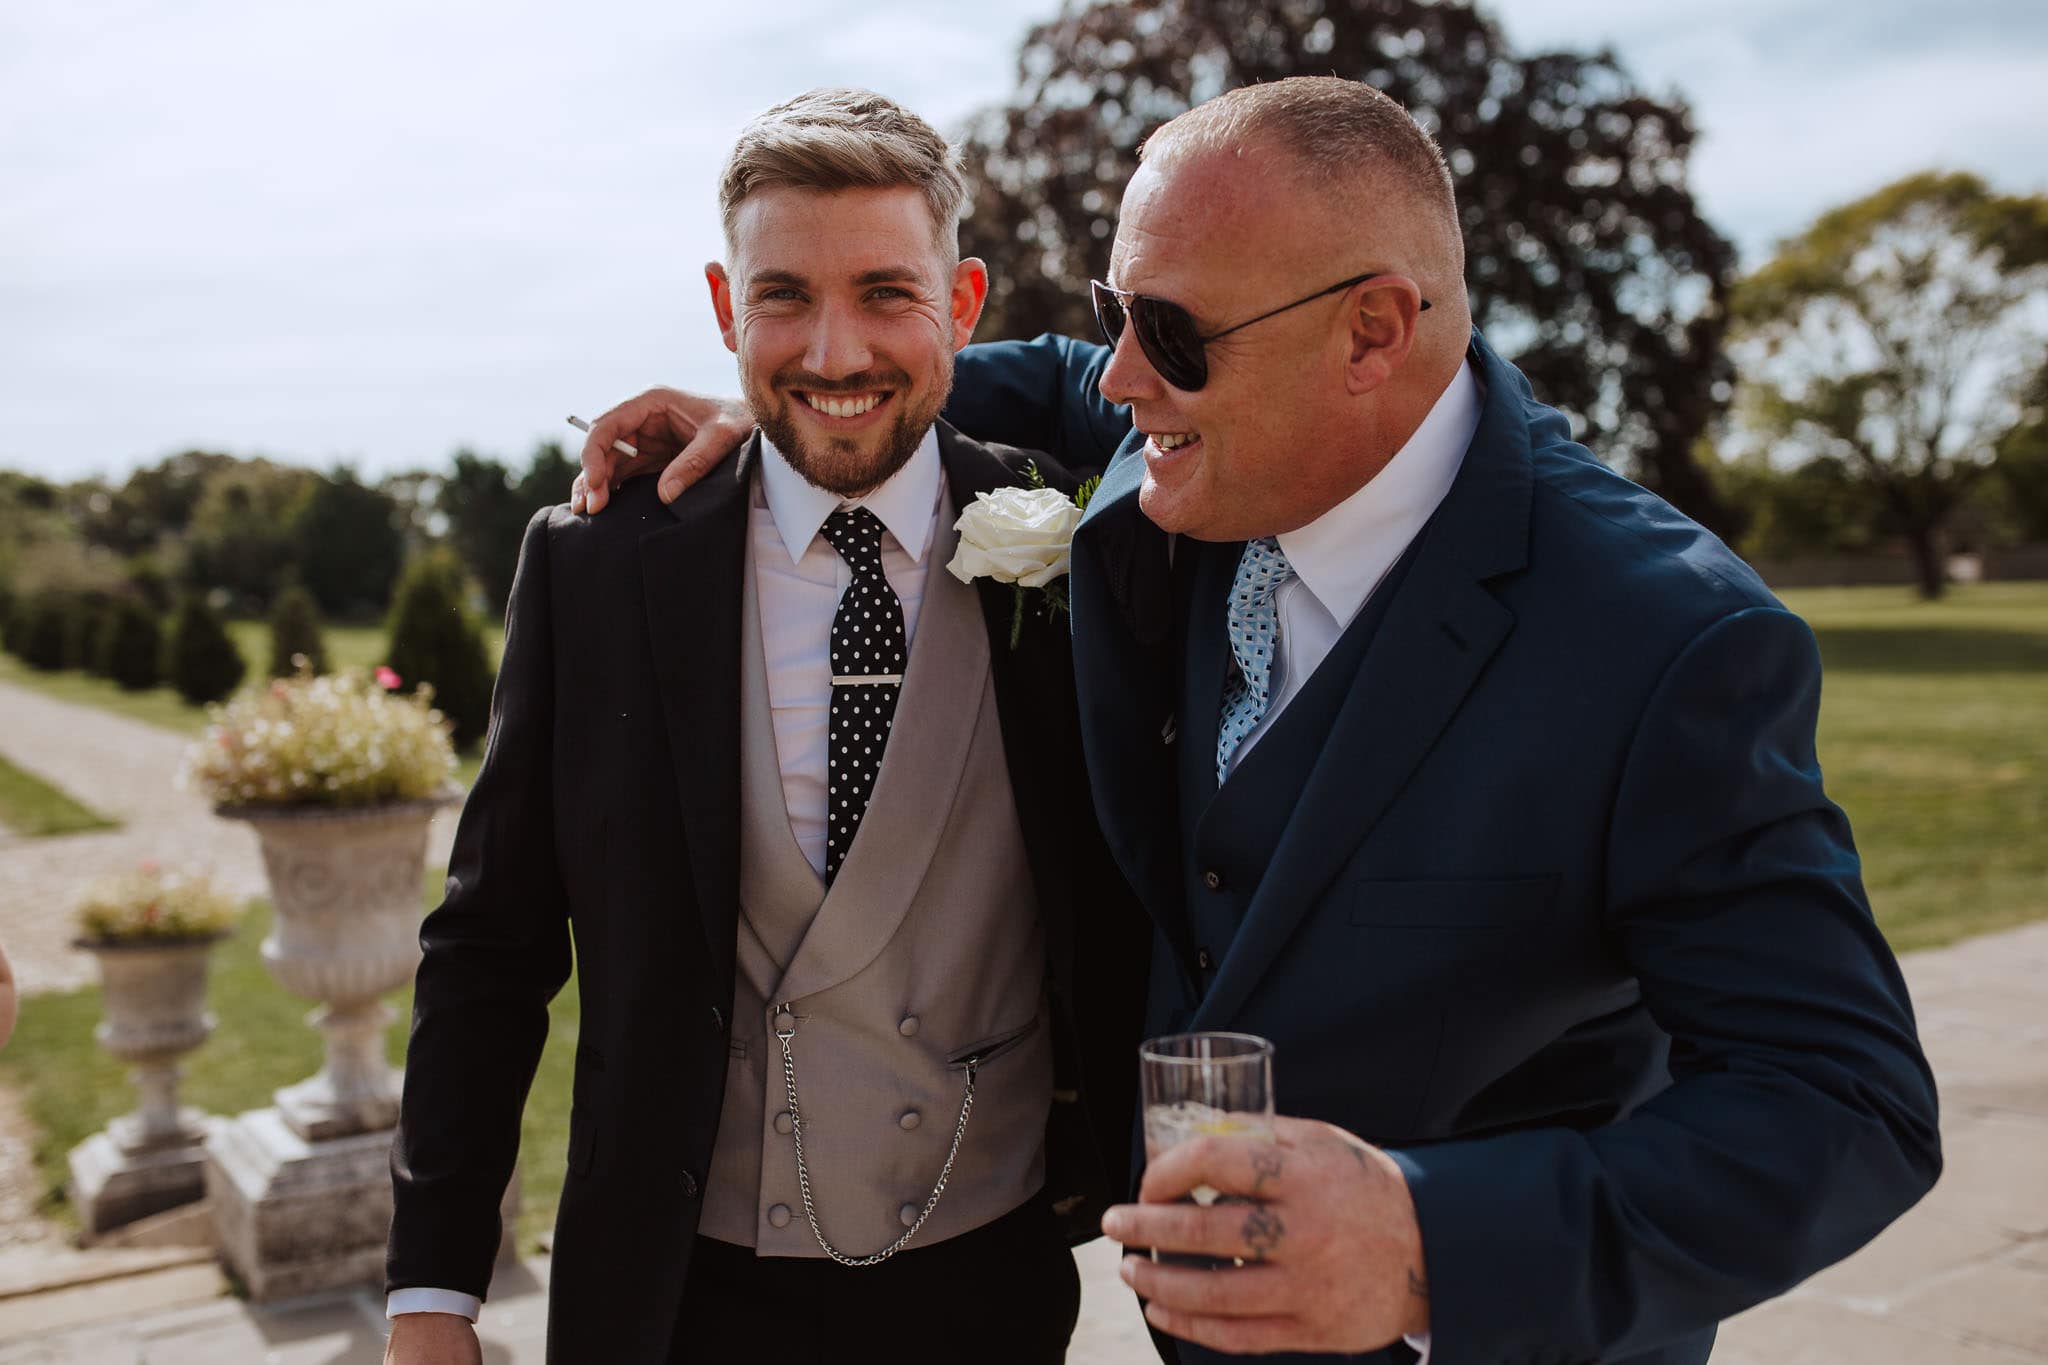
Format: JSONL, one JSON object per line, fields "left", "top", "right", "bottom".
{"left": 0, "top": 753, "right": 115, "bottom": 838}
{"left": 1777, "top": 582, "right": 2048, "bottom": 952}
{"left": 0, "top": 886, "right": 576, "bottom": 1250}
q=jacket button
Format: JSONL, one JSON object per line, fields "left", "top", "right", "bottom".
{"left": 709, "top": 1006, "right": 725, "bottom": 1033}
{"left": 899, "top": 1110, "right": 921, "bottom": 1131}
{"left": 768, "top": 1203, "right": 792, "bottom": 1228}
{"left": 897, "top": 1015, "right": 919, "bottom": 1038}
{"left": 680, "top": 1170, "right": 700, "bottom": 1199}
{"left": 898, "top": 1202, "right": 919, "bottom": 1228}
{"left": 1202, "top": 869, "right": 1223, "bottom": 891}
{"left": 774, "top": 1111, "right": 794, "bottom": 1135}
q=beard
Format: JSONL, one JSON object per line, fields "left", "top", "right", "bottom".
{"left": 749, "top": 357, "right": 951, "bottom": 498}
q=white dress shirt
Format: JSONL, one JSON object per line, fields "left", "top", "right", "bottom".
{"left": 387, "top": 429, "right": 945, "bottom": 1323}
{"left": 1221, "top": 360, "right": 1482, "bottom": 781}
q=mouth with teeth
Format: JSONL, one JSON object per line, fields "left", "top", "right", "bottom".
{"left": 1148, "top": 431, "right": 1201, "bottom": 452}
{"left": 794, "top": 390, "right": 894, "bottom": 423}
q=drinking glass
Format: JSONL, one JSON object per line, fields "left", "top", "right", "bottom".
{"left": 1139, "top": 1031, "right": 1275, "bottom": 1267}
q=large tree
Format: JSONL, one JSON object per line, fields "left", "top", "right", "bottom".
{"left": 1733, "top": 172, "right": 2048, "bottom": 598}
{"left": 956, "top": 0, "right": 1741, "bottom": 534}
{"left": 289, "top": 467, "right": 404, "bottom": 619}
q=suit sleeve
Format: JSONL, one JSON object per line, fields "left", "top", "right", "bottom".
{"left": 945, "top": 333, "right": 1131, "bottom": 475}
{"left": 1390, "top": 606, "right": 1941, "bottom": 1365}
{"left": 387, "top": 508, "right": 574, "bottom": 1300}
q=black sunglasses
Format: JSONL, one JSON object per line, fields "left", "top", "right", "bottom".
{"left": 1089, "top": 272, "right": 1430, "bottom": 392}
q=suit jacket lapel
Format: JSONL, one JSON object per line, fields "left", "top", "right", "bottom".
{"left": 638, "top": 439, "right": 757, "bottom": 997}
{"left": 1070, "top": 440, "right": 1196, "bottom": 969}
{"left": 1192, "top": 336, "right": 1535, "bottom": 1028}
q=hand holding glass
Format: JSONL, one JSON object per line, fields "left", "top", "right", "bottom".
{"left": 1139, "top": 1031, "right": 1275, "bottom": 1268}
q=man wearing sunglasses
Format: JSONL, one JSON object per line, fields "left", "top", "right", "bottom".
{"left": 573, "top": 77, "right": 1937, "bottom": 1365}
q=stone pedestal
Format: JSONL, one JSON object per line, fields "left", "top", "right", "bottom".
{"left": 206, "top": 1106, "right": 520, "bottom": 1302}
{"left": 68, "top": 1116, "right": 221, "bottom": 1237}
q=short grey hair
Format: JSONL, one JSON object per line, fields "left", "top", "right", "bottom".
{"left": 719, "top": 88, "right": 966, "bottom": 260}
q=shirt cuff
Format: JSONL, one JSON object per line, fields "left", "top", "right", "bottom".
{"left": 387, "top": 1288, "right": 482, "bottom": 1321}
{"left": 1405, "top": 1331, "right": 1431, "bottom": 1364}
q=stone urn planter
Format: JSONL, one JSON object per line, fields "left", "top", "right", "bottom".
{"left": 218, "top": 787, "right": 457, "bottom": 1141}
{"left": 67, "top": 864, "right": 243, "bottom": 1235}
{"left": 78, "top": 934, "right": 224, "bottom": 1154}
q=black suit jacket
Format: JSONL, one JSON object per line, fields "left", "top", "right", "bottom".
{"left": 388, "top": 423, "right": 1151, "bottom": 1362}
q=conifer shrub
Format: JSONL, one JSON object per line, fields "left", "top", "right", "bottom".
{"left": 385, "top": 550, "right": 494, "bottom": 749}
{"left": 164, "top": 594, "right": 246, "bottom": 705}
{"left": 97, "top": 598, "right": 164, "bottom": 691}
{"left": 267, "top": 583, "right": 330, "bottom": 678}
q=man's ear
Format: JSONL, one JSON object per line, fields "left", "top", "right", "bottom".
{"left": 950, "top": 257, "right": 990, "bottom": 350}
{"left": 707, "top": 262, "right": 739, "bottom": 354}
{"left": 1343, "top": 278, "right": 1425, "bottom": 395}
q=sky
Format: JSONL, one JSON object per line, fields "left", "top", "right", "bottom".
{"left": 3, "top": 0, "right": 2044, "bottom": 485}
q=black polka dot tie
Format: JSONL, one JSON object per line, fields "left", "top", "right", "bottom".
{"left": 818, "top": 507, "right": 906, "bottom": 883}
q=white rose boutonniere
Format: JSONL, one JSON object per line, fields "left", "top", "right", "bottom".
{"left": 947, "top": 464, "right": 1101, "bottom": 647}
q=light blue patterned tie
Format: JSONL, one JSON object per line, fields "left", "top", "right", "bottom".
{"left": 1216, "top": 536, "right": 1297, "bottom": 784}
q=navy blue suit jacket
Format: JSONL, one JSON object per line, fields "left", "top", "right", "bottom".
{"left": 945, "top": 332, "right": 1941, "bottom": 1365}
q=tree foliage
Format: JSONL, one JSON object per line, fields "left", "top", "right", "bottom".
{"left": 1733, "top": 172, "right": 2048, "bottom": 597}
{"left": 164, "top": 594, "right": 246, "bottom": 705}
{"left": 1994, "top": 365, "right": 2048, "bottom": 543}
{"left": 183, "top": 460, "right": 316, "bottom": 611}
{"left": 437, "top": 442, "right": 575, "bottom": 611}
{"left": 956, "top": 0, "right": 1740, "bottom": 532}
{"left": 386, "top": 550, "right": 495, "bottom": 750}
{"left": 289, "top": 468, "right": 404, "bottom": 619}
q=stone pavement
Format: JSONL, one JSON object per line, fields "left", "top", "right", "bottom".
{"left": 2, "top": 918, "right": 2043, "bottom": 1362}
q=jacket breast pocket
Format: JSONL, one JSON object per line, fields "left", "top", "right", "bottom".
{"left": 1347, "top": 876, "right": 1558, "bottom": 929}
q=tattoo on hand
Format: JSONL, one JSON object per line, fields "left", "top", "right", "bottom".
{"left": 1241, "top": 1205, "right": 1285, "bottom": 1261}
{"left": 1250, "top": 1148, "right": 1283, "bottom": 1194}
{"left": 1408, "top": 1266, "right": 1429, "bottom": 1301}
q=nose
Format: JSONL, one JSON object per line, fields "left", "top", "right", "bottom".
{"left": 1098, "top": 314, "right": 1163, "bottom": 407}
{"left": 803, "top": 298, "right": 875, "bottom": 380}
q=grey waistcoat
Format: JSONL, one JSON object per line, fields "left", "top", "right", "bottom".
{"left": 699, "top": 493, "right": 1054, "bottom": 1257}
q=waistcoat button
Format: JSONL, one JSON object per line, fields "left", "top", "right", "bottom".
{"left": 1202, "top": 869, "right": 1224, "bottom": 891}
{"left": 709, "top": 1006, "right": 724, "bottom": 1033}
{"left": 1197, "top": 947, "right": 1214, "bottom": 971}
{"left": 898, "top": 1202, "right": 919, "bottom": 1228}
{"left": 897, "top": 1015, "right": 919, "bottom": 1038}
{"left": 774, "top": 1111, "right": 794, "bottom": 1135}
{"left": 680, "top": 1170, "right": 699, "bottom": 1199}
{"left": 773, "top": 1010, "right": 796, "bottom": 1034}
{"left": 767, "top": 1203, "right": 792, "bottom": 1228}
{"left": 899, "top": 1110, "right": 921, "bottom": 1131}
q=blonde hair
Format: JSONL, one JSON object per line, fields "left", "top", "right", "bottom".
{"left": 719, "top": 88, "right": 966, "bottom": 260}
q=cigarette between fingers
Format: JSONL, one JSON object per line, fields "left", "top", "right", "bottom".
{"left": 565, "top": 415, "right": 639, "bottom": 459}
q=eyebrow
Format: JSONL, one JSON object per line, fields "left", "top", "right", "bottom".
{"left": 749, "top": 266, "right": 926, "bottom": 289}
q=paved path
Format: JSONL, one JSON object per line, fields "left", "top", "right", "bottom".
{"left": 0, "top": 677, "right": 2042, "bottom": 1361}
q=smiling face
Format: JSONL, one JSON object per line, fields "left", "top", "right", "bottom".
{"left": 1099, "top": 145, "right": 1432, "bottom": 541}
{"left": 709, "top": 185, "right": 986, "bottom": 497}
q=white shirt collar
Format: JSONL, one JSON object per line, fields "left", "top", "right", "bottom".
{"left": 1276, "top": 360, "right": 1484, "bottom": 628}
{"left": 758, "top": 426, "right": 942, "bottom": 567}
